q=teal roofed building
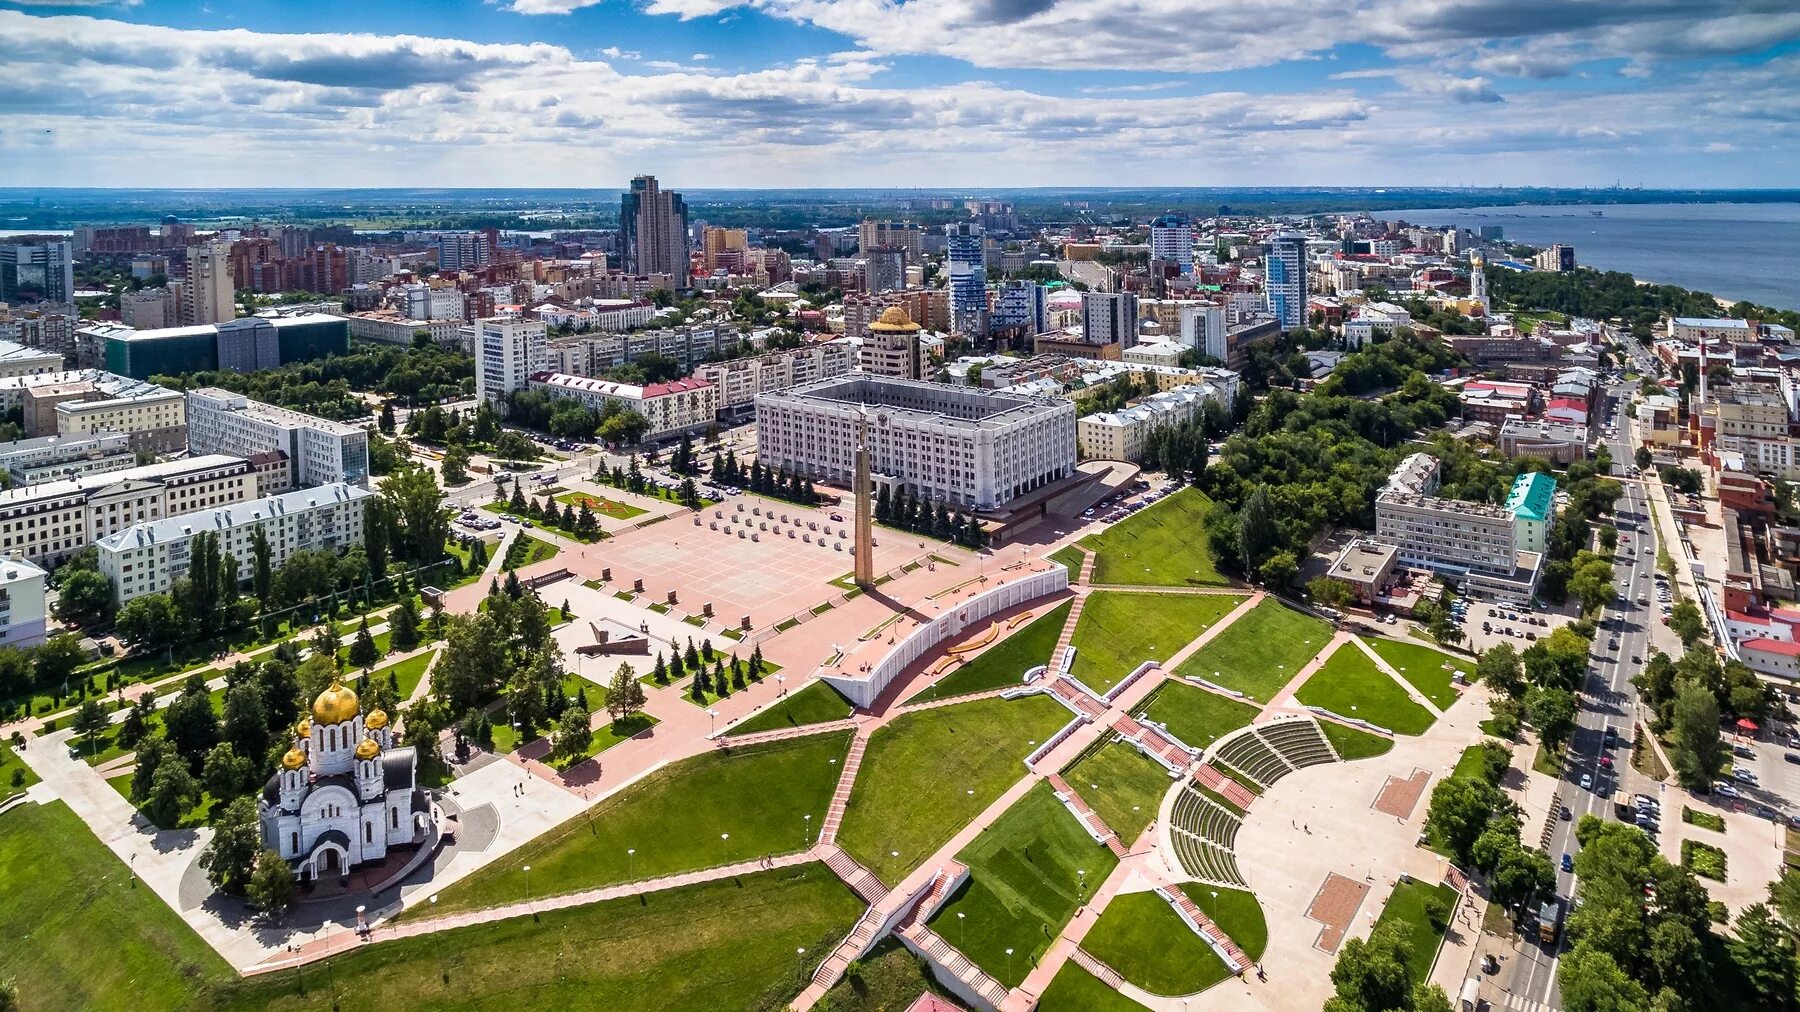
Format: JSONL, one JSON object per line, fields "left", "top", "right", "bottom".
{"left": 1504, "top": 472, "right": 1557, "bottom": 555}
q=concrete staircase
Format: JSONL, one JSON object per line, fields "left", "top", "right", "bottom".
{"left": 1158, "top": 884, "right": 1250, "bottom": 972}
{"left": 1045, "top": 773, "right": 1127, "bottom": 857}
{"left": 898, "top": 923, "right": 1011, "bottom": 1010}
{"left": 1193, "top": 764, "right": 1258, "bottom": 811}
{"left": 1069, "top": 947, "right": 1126, "bottom": 989}
{"left": 818, "top": 732, "right": 869, "bottom": 846}
{"left": 823, "top": 846, "right": 890, "bottom": 905}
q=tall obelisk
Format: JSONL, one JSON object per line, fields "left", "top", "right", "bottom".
{"left": 854, "top": 407, "right": 875, "bottom": 588}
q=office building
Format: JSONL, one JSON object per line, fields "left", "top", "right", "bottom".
{"left": 528, "top": 373, "right": 716, "bottom": 441}
{"left": 1497, "top": 418, "right": 1591, "bottom": 464}
{"left": 756, "top": 376, "right": 1076, "bottom": 510}
{"left": 857, "top": 220, "right": 923, "bottom": 258}
{"left": 1081, "top": 292, "right": 1140, "bottom": 349}
{"left": 186, "top": 388, "right": 369, "bottom": 489}
{"left": 176, "top": 241, "right": 235, "bottom": 327}
{"left": 98, "top": 482, "right": 372, "bottom": 604}
{"left": 343, "top": 312, "right": 462, "bottom": 348}
{"left": 0, "top": 431, "right": 137, "bottom": 486}
{"left": 1148, "top": 213, "right": 1194, "bottom": 272}
{"left": 944, "top": 222, "right": 988, "bottom": 337}
{"left": 0, "top": 453, "right": 261, "bottom": 568}
{"left": 695, "top": 342, "right": 853, "bottom": 415}
{"left": 859, "top": 306, "right": 926, "bottom": 380}
{"left": 621, "top": 175, "right": 690, "bottom": 289}
{"left": 86, "top": 313, "right": 348, "bottom": 380}
{"left": 1264, "top": 230, "right": 1307, "bottom": 331}
{"left": 992, "top": 281, "right": 1048, "bottom": 337}
{"left": 1372, "top": 453, "right": 1550, "bottom": 601}
{"left": 472, "top": 317, "right": 549, "bottom": 407}
{"left": 1178, "top": 304, "right": 1227, "bottom": 358}
{"left": 1534, "top": 244, "right": 1576, "bottom": 272}
{"left": 14, "top": 371, "right": 187, "bottom": 452}
{"left": 1, "top": 241, "right": 76, "bottom": 306}
{"left": 0, "top": 558, "right": 48, "bottom": 649}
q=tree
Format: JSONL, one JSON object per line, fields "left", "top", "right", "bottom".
{"left": 430, "top": 613, "right": 509, "bottom": 712}
{"left": 116, "top": 593, "right": 185, "bottom": 654}
{"left": 1635, "top": 446, "right": 1653, "bottom": 470}
{"left": 552, "top": 704, "right": 592, "bottom": 762}
{"left": 1528, "top": 686, "right": 1578, "bottom": 751}
{"left": 1258, "top": 550, "right": 1298, "bottom": 588}
{"left": 1491, "top": 844, "right": 1555, "bottom": 912}
{"left": 143, "top": 758, "right": 199, "bottom": 828}
{"left": 251, "top": 525, "right": 274, "bottom": 607}
{"left": 1237, "top": 487, "right": 1274, "bottom": 577}
{"left": 1477, "top": 642, "right": 1526, "bottom": 698}
{"left": 363, "top": 499, "right": 390, "bottom": 585}
{"left": 118, "top": 694, "right": 155, "bottom": 750}
{"left": 606, "top": 664, "right": 647, "bottom": 722}
{"left": 70, "top": 698, "right": 108, "bottom": 755}
{"left": 1307, "top": 576, "right": 1356, "bottom": 613}
{"left": 53, "top": 569, "right": 113, "bottom": 624}
{"left": 383, "top": 465, "right": 450, "bottom": 564}
{"left": 1667, "top": 601, "right": 1706, "bottom": 649}
{"left": 441, "top": 444, "right": 471, "bottom": 486}
{"left": 1423, "top": 774, "right": 1506, "bottom": 865}
{"left": 203, "top": 742, "right": 254, "bottom": 800}
{"left": 163, "top": 675, "right": 221, "bottom": 768}
{"left": 200, "top": 797, "right": 262, "bottom": 893}
{"left": 1769, "top": 867, "right": 1800, "bottom": 933}
{"left": 389, "top": 596, "right": 421, "bottom": 651}
{"left": 221, "top": 682, "right": 270, "bottom": 761}
{"left": 1568, "top": 554, "right": 1617, "bottom": 614}
{"left": 651, "top": 653, "right": 669, "bottom": 686}
{"left": 348, "top": 617, "right": 379, "bottom": 669}
{"left": 1559, "top": 944, "right": 1649, "bottom": 1012}
{"left": 1669, "top": 678, "right": 1725, "bottom": 790}
{"left": 1329, "top": 921, "right": 1415, "bottom": 1012}
{"left": 247, "top": 848, "right": 295, "bottom": 914}
{"left": 130, "top": 736, "right": 173, "bottom": 802}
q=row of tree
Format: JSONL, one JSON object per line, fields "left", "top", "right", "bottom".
{"left": 874, "top": 484, "right": 989, "bottom": 550}
{"left": 496, "top": 483, "right": 605, "bottom": 541}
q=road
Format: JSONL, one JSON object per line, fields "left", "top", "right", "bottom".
{"left": 1505, "top": 333, "right": 1661, "bottom": 1012}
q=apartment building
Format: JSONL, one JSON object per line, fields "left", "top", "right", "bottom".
{"left": 694, "top": 342, "right": 853, "bottom": 414}
{"left": 0, "top": 454, "right": 259, "bottom": 568}
{"left": 1372, "top": 453, "right": 1550, "bottom": 601}
{"left": 98, "top": 482, "right": 372, "bottom": 604}
{"left": 540, "top": 324, "right": 739, "bottom": 378}
{"left": 0, "top": 431, "right": 137, "bottom": 485}
{"left": 859, "top": 305, "right": 926, "bottom": 379}
{"left": 185, "top": 388, "right": 370, "bottom": 488}
{"left": 9, "top": 371, "right": 188, "bottom": 453}
{"left": 528, "top": 373, "right": 717, "bottom": 441}
{"left": 857, "top": 220, "right": 923, "bottom": 258}
{"left": 756, "top": 376, "right": 1077, "bottom": 510}
{"left": 342, "top": 311, "right": 462, "bottom": 348}
{"left": 0, "top": 558, "right": 48, "bottom": 648}
{"left": 0, "top": 338, "right": 66, "bottom": 381}
{"left": 471, "top": 317, "right": 549, "bottom": 407}
{"left": 1076, "top": 384, "right": 1219, "bottom": 462}
{"left": 1081, "top": 292, "right": 1140, "bottom": 349}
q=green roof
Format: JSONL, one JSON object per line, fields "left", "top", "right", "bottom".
{"left": 1505, "top": 472, "right": 1556, "bottom": 523}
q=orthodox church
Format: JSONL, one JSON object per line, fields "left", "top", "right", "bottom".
{"left": 259, "top": 679, "right": 433, "bottom": 880}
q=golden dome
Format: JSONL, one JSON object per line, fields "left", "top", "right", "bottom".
{"left": 295, "top": 717, "right": 311, "bottom": 739}
{"left": 281, "top": 747, "right": 307, "bottom": 771}
{"left": 868, "top": 306, "right": 921, "bottom": 333}
{"left": 365, "top": 708, "right": 389, "bottom": 731}
{"left": 311, "top": 680, "right": 360, "bottom": 725}
{"left": 354, "top": 737, "right": 381, "bottom": 761}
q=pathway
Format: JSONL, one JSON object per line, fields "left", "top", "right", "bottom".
{"left": 1257, "top": 630, "right": 1355, "bottom": 720}
{"left": 1348, "top": 636, "right": 1447, "bottom": 719}
{"left": 817, "top": 731, "right": 869, "bottom": 847}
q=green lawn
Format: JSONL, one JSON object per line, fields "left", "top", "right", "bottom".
{"left": 1294, "top": 645, "right": 1436, "bottom": 736}
{"left": 503, "top": 533, "right": 560, "bottom": 569}
{"left": 0, "top": 801, "right": 236, "bottom": 1008}
{"left": 1048, "top": 545, "right": 1086, "bottom": 574}
{"left": 1361, "top": 637, "right": 1466, "bottom": 710}
{"left": 1372, "top": 878, "right": 1456, "bottom": 983}
{"left": 1451, "top": 744, "right": 1490, "bottom": 783}
{"left": 907, "top": 600, "right": 1073, "bottom": 705}
{"left": 1077, "top": 487, "right": 1229, "bottom": 587}
{"left": 424, "top": 732, "right": 852, "bottom": 916}
{"left": 0, "top": 741, "right": 37, "bottom": 802}
{"left": 928, "top": 783, "right": 1120, "bottom": 987}
{"left": 1080, "top": 890, "right": 1230, "bottom": 996}
{"left": 1139, "top": 681, "right": 1259, "bottom": 751}
{"left": 1069, "top": 592, "right": 1244, "bottom": 692}
{"left": 555, "top": 489, "right": 647, "bottom": 519}
{"left": 1320, "top": 720, "right": 1395, "bottom": 760}
{"left": 228, "top": 863, "right": 861, "bottom": 1012}
{"left": 1174, "top": 597, "right": 1331, "bottom": 702}
{"left": 819, "top": 939, "right": 962, "bottom": 1012}
{"left": 549, "top": 714, "right": 658, "bottom": 770}
{"left": 1037, "top": 962, "right": 1147, "bottom": 1012}
{"left": 839, "top": 693, "right": 1073, "bottom": 887}
{"left": 481, "top": 502, "right": 599, "bottom": 544}
{"left": 1062, "top": 739, "right": 1173, "bottom": 845}
{"left": 1181, "top": 884, "right": 1268, "bottom": 962}
{"left": 724, "top": 680, "right": 854, "bottom": 737}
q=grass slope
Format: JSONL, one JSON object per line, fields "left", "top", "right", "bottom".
{"left": 1320, "top": 720, "right": 1395, "bottom": 760}
{"left": 1078, "top": 487, "right": 1229, "bottom": 587}
{"left": 929, "top": 783, "right": 1121, "bottom": 987}
{"left": 819, "top": 939, "right": 965, "bottom": 1012}
{"left": 1081, "top": 890, "right": 1230, "bottom": 996}
{"left": 1295, "top": 645, "right": 1436, "bottom": 736}
{"left": 1063, "top": 740, "right": 1173, "bottom": 846}
{"left": 0, "top": 801, "right": 235, "bottom": 1009}
{"left": 1372, "top": 878, "right": 1456, "bottom": 984}
{"left": 725, "top": 680, "right": 855, "bottom": 737}
{"left": 425, "top": 731, "right": 851, "bottom": 916}
{"left": 1173, "top": 597, "right": 1331, "bottom": 702}
{"left": 1139, "top": 681, "right": 1259, "bottom": 752}
{"left": 1180, "top": 884, "right": 1269, "bottom": 962}
{"left": 1037, "top": 962, "right": 1146, "bottom": 1012}
{"left": 228, "top": 863, "right": 861, "bottom": 1012}
{"left": 908, "top": 600, "right": 1073, "bottom": 704}
{"left": 1069, "top": 592, "right": 1243, "bottom": 692}
{"left": 1361, "top": 637, "right": 1466, "bottom": 710}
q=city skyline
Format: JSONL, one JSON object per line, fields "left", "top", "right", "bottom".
{"left": 2, "top": 0, "right": 1797, "bottom": 189}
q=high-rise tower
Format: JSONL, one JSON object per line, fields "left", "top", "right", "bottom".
{"left": 945, "top": 221, "right": 988, "bottom": 338}
{"left": 621, "top": 175, "right": 691, "bottom": 288}
{"left": 1264, "top": 230, "right": 1306, "bottom": 331}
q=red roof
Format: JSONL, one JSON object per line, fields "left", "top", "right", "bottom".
{"left": 1547, "top": 397, "right": 1588, "bottom": 412}
{"left": 1743, "top": 638, "right": 1800, "bottom": 657}
{"left": 1728, "top": 609, "right": 1773, "bottom": 626}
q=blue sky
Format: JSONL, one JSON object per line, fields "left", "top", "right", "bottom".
{"left": 2, "top": 0, "right": 1797, "bottom": 187}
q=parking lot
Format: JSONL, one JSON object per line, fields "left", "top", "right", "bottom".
{"left": 1079, "top": 476, "right": 1178, "bottom": 523}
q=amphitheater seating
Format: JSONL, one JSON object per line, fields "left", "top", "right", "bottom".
{"left": 1216, "top": 731, "right": 1291, "bottom": 788}
{"left": 1260, "top": 717, "right": 1338, "bottom": 768}
{"left": 1169, "top": 783, "right": 1247, "bottom": 886}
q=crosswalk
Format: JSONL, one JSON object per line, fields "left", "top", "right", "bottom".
{"left": 1498, "top": 994, "right": 1551, "bottom": 1012}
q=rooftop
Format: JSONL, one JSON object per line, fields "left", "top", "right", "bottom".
{"left": 1504, "top": 471, "right": 1558, "bottom": 523}
{"left": 188, "top": 387, "right": 368, "bottom": 437}
{"left": 0, "top": 453, "right": 253, "bottom": 509}
{"left": 530, "top": 372, "right": 713, "bottom": 399}
{"left": 98, "top": 482, "right": 373, "bottom": 551}
{"left": 770, "top": 375, "right": 1069, "bottom": 429}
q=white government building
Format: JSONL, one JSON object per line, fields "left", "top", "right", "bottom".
{"left": 97, "top": 482, "right": 373, "bottom": 603}
{"left": 260, "top": 679, "right": 433, "bottom": 881}
{"left": 185, "top": 388, "right": 370, "bottom": 489}
{"left": 756, "top": 376, "right": 1077, "bottom": 510}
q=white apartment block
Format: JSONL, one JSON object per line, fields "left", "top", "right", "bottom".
{"left": 1371, "top": 452, "right": 1544, "bottom": 601}
{"left": 185, "top": 388, "right": 370, "bottom": 489}
{"left": 120, "top": 289, "right": 175, "bottom": 330}
{"left": 0, "top": 311, "right": 77, "bottom": 365}
{"left": 694, "top": 342, "right": 853, "bottom": 414}
{"left": 99, "top": 482, "right": 372, "bottom": 604}
{"left": 0, "top": 454, "right": 258, "bottom": 568}
{"left": 471, "top": 317, "right": 549, "bottom": 407}
{"left": 0, "top": 338, "right": 66, "bottom": 380}
{"left": 342, "top": 312, "right": 461, "bottom": 348}
{"left": 756, "top": 376, "right": 1077, "bottom": 510}
{"left": 0, "top": 431, "right": 136, "bottom": 485}
{"left": 528, "top": 373, "right": 718, "bottom": 441}
{"left": 1178, "top": 304, "right": 1227, "bottom": 358}
{"left": 0, "top": 558, "right": 47, "bottom": 649}
{"left": 1081, "top": 292, "right": 1139, "bottom": 348}
{"left": 540, "top": 325, "right": 739, "bottom": 378}
{"left": 7, "top": 371, "right": 188, "bottom": 453}
{"left": 1076, "top": 384, "right": 1218, "bottom": 462}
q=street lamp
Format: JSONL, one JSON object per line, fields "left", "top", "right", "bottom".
{"left": 1078, "top": 868, "right": 1087, "bottom": 904}
{"left": 1006, "top": 947, "right": 1015, "bottom": 981}
{"left": 957, "top": 911, "right": 966, "bottom": 949}
{"left": 628, "top": 848, "right": 636, "bottom": 880}
{"left": 523, "top": 864, "right": 533, "bottom": 908}
{"left": 707, "top": 708, "right": 719, "bottom": 735}
{"left": 722, "top": 832, "right": 731, "bottom": 864}
{"left": 804, "top": 814, "right": 812, "bottom": 848}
